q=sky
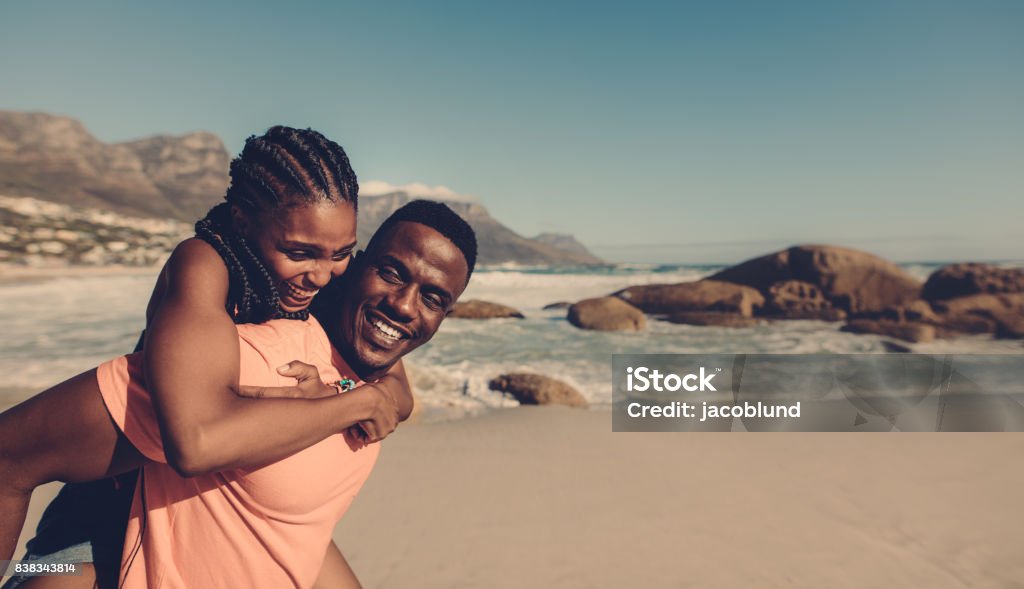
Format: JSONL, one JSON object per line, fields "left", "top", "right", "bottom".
{"left": 1, "top": 0, "right": 1021, "bottom": 263}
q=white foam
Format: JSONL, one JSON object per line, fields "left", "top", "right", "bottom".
{"left": 2, "top": 265, "right": 1019, "bottom": 418}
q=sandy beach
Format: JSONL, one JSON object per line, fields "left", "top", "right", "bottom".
{"left": 11, "top": 407, "right": 1023, "bottom": 588}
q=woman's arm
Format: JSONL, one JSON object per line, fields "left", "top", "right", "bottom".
{"left": 141, "top": 239, "right": 397, "bottom": 477}
{"left": 239, "top": 360, "right": 412, "bottom": 442}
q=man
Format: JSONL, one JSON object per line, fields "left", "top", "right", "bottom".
{"left": 3, "top": 200, "right": 476, "bottom": 589}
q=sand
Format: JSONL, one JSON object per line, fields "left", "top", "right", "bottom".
{"left": 13, "top": 407, "right": 1023, "bottom": 588}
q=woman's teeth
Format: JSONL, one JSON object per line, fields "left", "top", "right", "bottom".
{"left": 283, "top": 283, "right": 318, "bottom": 299}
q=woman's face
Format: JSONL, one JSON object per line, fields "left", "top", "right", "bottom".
{"left": 242, "top": 200, "right": 358, "bottom": 313}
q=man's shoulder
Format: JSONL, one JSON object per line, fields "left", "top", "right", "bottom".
{"left": 236, "top": 316, "right": 338, "bottom": 380}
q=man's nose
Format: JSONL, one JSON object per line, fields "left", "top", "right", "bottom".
{"left": 384, "top": 285, "right": 417, "bottom": 320}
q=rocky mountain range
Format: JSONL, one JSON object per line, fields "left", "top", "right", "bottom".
{"left": 356, "top": 192, "right": 602, "bottom": 266}
{"left": 0, "top": 110, "right": 601, "bottom": 267}
{"left": 0, "top": 111, "right": 229, "bottom": 222}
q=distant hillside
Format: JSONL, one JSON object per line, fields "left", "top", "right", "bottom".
{"left": 0, "top": 195, "right": 191, "bottom": 267}
{"left": 0, "top": 110, "right": 602, "bottom": 267}
{"left": 358, "top": 192, "right": 603, "bottom": 266}
{"left": 0, "top": 111, "right": 229, "bottom": 222}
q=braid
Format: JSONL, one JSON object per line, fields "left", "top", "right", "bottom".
{"left": 195, "top": 126, "right": 359, "bottom": 324}
{"left": 277, "top": 130, "right": 331, "bottom": 196}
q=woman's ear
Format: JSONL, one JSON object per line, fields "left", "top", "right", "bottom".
{"left": 230, "top": 205, "right": 251, "bottom": 237}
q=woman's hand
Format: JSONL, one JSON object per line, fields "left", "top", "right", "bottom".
{"left": 236, "top": 361, "right": 336, "bottom": 399}
{"left": 348, "top": 382, "right": 400, "bottom": 443}
{"left": 236, "top": 361, "right": 400, "bottom": 444}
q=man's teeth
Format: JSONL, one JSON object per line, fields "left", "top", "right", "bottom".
{"left": 372, "top": 319, "right": 402, "bottom": 341}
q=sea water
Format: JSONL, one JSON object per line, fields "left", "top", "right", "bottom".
{"left": 1, "top": 263, "right": 1021, "bottom": 419}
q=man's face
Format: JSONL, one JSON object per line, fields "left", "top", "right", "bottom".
{"left": 335, "top": 221, "right": 469, "bottom": 378}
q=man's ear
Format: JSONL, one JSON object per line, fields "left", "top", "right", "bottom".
{"left": 444, "top": 300, "right": 458, "bottom": 317}
{"left": 230, "top": 205, "right": 252, "bottom": 237}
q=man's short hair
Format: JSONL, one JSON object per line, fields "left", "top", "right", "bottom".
{"left": 365, "top": 200, "right": 478, "bottom": 281}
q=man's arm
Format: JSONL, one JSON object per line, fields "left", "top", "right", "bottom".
{"left": 373, "top": 359, "right": 414, "bottom": 422}
{"left": 142, "top": 239, "right": 396, "bottom": 477}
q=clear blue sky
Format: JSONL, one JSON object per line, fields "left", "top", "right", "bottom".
{"left": 2, "top": 0, "right": 1021, "bottom": 263}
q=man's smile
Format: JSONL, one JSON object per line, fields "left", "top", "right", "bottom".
{"left": 363, "top": 309, "right": 412, "bottom": 347}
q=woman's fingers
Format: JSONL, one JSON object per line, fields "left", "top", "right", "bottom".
{"left": 276, "top": 360, "right": 322, "bottom": 383}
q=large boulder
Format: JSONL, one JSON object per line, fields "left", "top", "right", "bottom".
{"left": 922, "top": 263, "right": 1024, "bottom": 301}
{"left": 763, "top": 280, "right": 845, "bottom": 320}
{"left": 449, "top": 299, "right": 525, "bottom": 319}
{"left": 930, "top": 293, "right": 1024, "bottom": 314}
{"left": 841, "top": 320, "right": 936, "bottom": 343}
{"left": 709, "top": 245, "right": 922, "bottom": 315}
{"left": 930, "top": 293, "right": 1024, "bottom": 339}
{"left": 661, "top": 312, "right": 764, "bottom": 328}
{"left": 613, "top": 280, "right": 764, "bottom": 317}
{"left": 879, "top": 299, "right": 941, "bottom": 324}
{"left": 489, "top": 373, "right": 588, "bottom": 408}
{"left": 568, "top": 297, "right": 646, "bottom": 331}
{"left": 542, "top": 301, "right": 572, "bottom": 310}
{"left": 995, "top": 315, "right": 1024, "bottom": 339}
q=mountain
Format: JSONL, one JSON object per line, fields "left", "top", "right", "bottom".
{"left": 0, "top": 111, "right": 229, "bottom": 222}
{"left": 358, "top": 192, "right": 603, "bottom": 266}
{"left": 0, "top": 111, "right": 602, "bottom": 267}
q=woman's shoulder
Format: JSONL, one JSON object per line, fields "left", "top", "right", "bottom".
{"left": 154, "top": 238, "right": 230, "bottom": 305}
{"left": 165, "top": 238, "right": 229, "bottom": 277}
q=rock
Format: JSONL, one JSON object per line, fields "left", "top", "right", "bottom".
{"left": 879, "top": 299, "right": 941, "bottom": 324}
{"left": 881, "top": 341, "right": 913, "bottom": 353}
{"left": 922, "top": 263, "right": 1024, "bottom": 301}
{"left": 995, "top": 315, "right": 1024, "bottom": 339}
{"left": 708, "top": 245, "right": 922, "bottom": 314}
{"left": 613, "top": 280, "right": 764, "bottom": 317}
{"left": 542, "top": 301, "right": 572, "bottom": 310}
{"left": 661, "top": 312, "right": 764, "bottom": 328}
{"left": 778, "top": 308, "right": 848, "bottom": 321}
{"left": 931, "top": 293, "right": 1024, "bottom": 316}
{"left": 939, "top": 314, "right": 998, "bottom": 335}
{"left": 841, "top": 320, "right": 936, "bottom": 343}
{"left": 930, "top": 293, "right": 1024, "bottom": 337}
{"left": 763, "top": 280, "right": 846, "bottom": 320}
{"left": 489, "top": 373, "right": 588, "bottom": 408}
{"left": 568, "top": 297, "right": 646, "bottom": 331}
{"left": 449, "top": 299, "right": 525, "bottom": 319}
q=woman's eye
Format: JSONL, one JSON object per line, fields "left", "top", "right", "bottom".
{"left": 285, "top": 251, "right": 311, "bottom": 260}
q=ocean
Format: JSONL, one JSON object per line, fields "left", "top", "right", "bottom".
{"left": 1, "top": 262, "right": 1021, "bottom": 420}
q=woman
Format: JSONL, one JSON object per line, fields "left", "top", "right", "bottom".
{"left": 0, "top": 126, "right": 411, "bottom": 588}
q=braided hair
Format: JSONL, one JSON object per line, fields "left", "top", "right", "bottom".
{"left": 195, "top": 126, "right": 358, "bottom": 324}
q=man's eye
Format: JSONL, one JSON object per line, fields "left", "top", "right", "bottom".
{"left": 332, "top": 251, "right": 353, "bottom": 262}
{"left": 378, "top": 266, "right": 402, "bottom": 283}
{"left": 423, "top": 293, "right": 444, "bottom": 310}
